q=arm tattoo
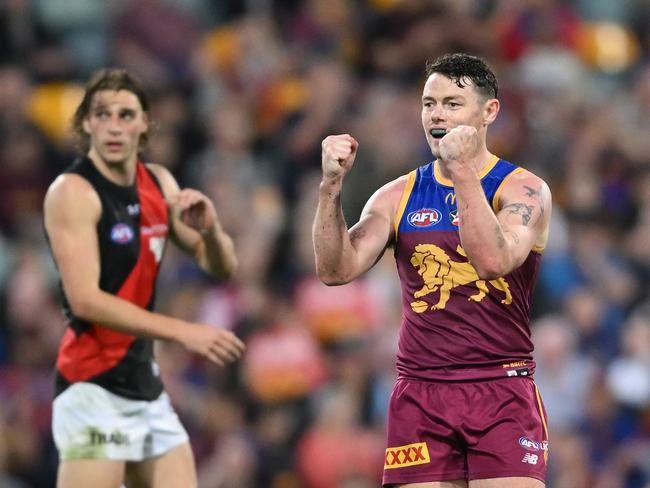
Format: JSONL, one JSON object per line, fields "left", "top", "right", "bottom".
{"left": 523, "top": 185, "right": 538, "bottom": 198}
{"left": 505, "top": 230, "right": 520, "bottom": 244}
{"left": 502, "top": 202, "right": 534, "bottom": 226}
{"left": 524, "top": 185, "right": 544, "bottom": 217}
{"left": 496, "top": 224, "right": 506, "bottom": 248}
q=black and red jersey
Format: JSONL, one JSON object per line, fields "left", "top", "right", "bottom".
{"left": 48, "top": 157, "right": 169, "bottom": 400}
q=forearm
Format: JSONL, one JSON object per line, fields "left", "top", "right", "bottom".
{"left": 312, "top": 179, "right": 357, "bottom": 284}
{"left": 69, "top": 289, "right": 186, "bottom": 342}
{"left": 197, "top": 224, "right": 237, "bottom": 279}
{"left": 454, "top": 175, "right": 512, "bottom": 278}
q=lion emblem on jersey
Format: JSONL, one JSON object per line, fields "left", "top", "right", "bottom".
{"left": 410, "top": 244, "right": 512, "bottom": 312}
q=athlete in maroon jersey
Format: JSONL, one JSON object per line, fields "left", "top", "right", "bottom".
{"left": 313, "top": 53, "right": 552, "bottom": 487}
{"left": 44, "top": 69, "right": 245, "bottom": 488}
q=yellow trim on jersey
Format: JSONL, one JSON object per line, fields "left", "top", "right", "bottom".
{"left": 491, "top": 166, "right": 525, "bottom": 212}
{"left": 534, "top": 383, "right": 550, "bottom": 463}
{"left": 394, "top": 170, "right": 417, "bottom": 239}
{"left": 433, "top": 154, "right": 500, "bottom": 187}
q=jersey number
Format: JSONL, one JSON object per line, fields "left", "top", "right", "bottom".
{"left": 149, "top": 237, "right": 165, "bottom": 263}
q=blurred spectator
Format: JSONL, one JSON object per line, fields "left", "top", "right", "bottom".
{"left": 606, "top": 301, "right": 650, "bottom": 408}
{"left": 111, "top": 0, "right": 202, "bottom": 86}
{"left": 532, "top": 314, "right": 597, "bottom": 431}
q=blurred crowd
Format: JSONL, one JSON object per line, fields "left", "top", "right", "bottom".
{"left": 0, "top": 0, "right": 649, "bottom": 487}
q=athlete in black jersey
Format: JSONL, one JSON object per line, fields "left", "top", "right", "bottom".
{"left": 44, "top": 69, "right": 245, "bottom": 488}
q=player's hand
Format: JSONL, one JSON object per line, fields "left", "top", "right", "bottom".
{"left": 170, "top": 189, "right": 219, "bottom": 234}
{"left": 180, "top": 324, "right": 245, "bottom": 367}
{"left": 438, "top": 125, "right": 479, "bottom": 169}
{"left": 321, "top": 134, "right": 359, "bottom": 180}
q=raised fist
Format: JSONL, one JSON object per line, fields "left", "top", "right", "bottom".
{"left": 321, "top": 134, "right": 359, "bottom": 179}
{"left": 438, "top": 125, "right": 479, "bottom": 163}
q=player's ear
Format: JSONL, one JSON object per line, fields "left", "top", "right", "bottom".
{"left": 483, "top": 98, "right": 499, "bottom": 126}
{"left": 82, "top": 117, "right": 91, "bottom": 135}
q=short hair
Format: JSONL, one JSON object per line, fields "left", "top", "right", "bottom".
{"left": 425, "top": 53, "right": 498, "bottom": 100}
{"left": 72, "top": 68, "right": 150, "bottom": 154}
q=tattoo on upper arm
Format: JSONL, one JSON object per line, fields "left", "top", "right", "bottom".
{"left": 524, "top": 185, "right": 538, "bottom": 198}
{"left": 496, "top": 224, "right": 506, "bottom": 248}
{"left": 505, "top": 230, "right": 520, "bottom": 244}
{"left": 524, "top": 184, "right": 545, "bottom": 217}
{"left": 502, "top": 202, "right": 534, "bottom": 226}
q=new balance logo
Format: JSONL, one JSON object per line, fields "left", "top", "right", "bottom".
{"left": 522, "top": 453, "right": 539, "bottom": 465}
{"left": 384, "top": 442, "right": 430, "bottom": 469}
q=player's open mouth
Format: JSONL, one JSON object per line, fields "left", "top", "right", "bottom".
{"left": 429, "top": 128, "right": 447, "bottom": 139}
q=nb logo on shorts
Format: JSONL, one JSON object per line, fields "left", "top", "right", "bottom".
{"left": 384, "top": 442, "right": 430, "bottom": 469}
{"left": 521, "top": 453, "right": 539, "bottom": 465}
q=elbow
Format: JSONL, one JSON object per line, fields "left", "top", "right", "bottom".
{"left": 67, "top": 294, "right": 96, "bottom": 321}
{"left": 319, "top": 276, "right": 349, "bottom": 286}
{"left": 475, "top": 268, "right": 503, "bottom": 281}
{"left": 315, "top": 267, "right": 350, "bottom": 286}
{"left": 472, "top": 257, "right": 510, "bottom": 281}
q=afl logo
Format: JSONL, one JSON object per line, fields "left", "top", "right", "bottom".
{"left": 111, "top": 223, "right": 134, "bottom": 244}
{"left": 407, "top": 208, "right": 442, "bottom": 228}
{"left": 518, "top": 437, "right": 544, "bottom": 451}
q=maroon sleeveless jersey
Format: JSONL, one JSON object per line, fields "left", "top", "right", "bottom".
{"left": 393, "top": 157, "right": 543, "bottom": 381}
{"left": 48, "top": 157, "right": 168, "bottom": 400}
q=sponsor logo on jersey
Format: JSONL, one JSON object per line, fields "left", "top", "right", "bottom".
{"left": 519, "top": 436, "right": 548, "bottom": 451}
{"left": 110, "top": 223, "right": 134, "bottom": 244}
{"left": 449, "top": 209, "right": 459, "bottom": 226}
{"left": 127, "top": 204, "right": 140, "bottom": 215}
{"left": 141, "top": 223, "right": 168, "bottom": 236}
{"left": 384, "top": 442, "right": 430, "bottom": 469}
{"left": 503, "top": 361, "right": 527, "bottom": 368}
{"left": 407, "top": 208, "right": 441, "bottom": 228}
{"left": 444, "top": 192, "right": 457, "bottom": 205}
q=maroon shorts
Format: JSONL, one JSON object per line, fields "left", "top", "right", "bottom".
{"left": 382, "top": 376, "right": 548, "bottom": 486}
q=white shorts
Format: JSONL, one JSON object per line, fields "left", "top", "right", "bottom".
{"left": 52, "top": 382, "right": 189, "bottom": 461}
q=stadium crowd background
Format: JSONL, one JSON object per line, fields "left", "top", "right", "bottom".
{"left": 0, "top": 0, "right": 649, "bottom": 486}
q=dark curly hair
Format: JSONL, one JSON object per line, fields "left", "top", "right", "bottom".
{"left": 72, "top": 68, "right": 150, "bottom": 154}
{"left": 425, "top": 53, "right": 498, "bottom": 100}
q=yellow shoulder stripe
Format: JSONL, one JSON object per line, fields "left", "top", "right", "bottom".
{"left": 492, "top": 167, "right": 525, "bottom": 212}
{"left": 394, "top": 170, "right": 417, "bottom": 239}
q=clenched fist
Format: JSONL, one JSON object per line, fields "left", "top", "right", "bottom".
{"left": 438, "top": 125, "right": 479, "bottom": 165}
{"left": 321, "top": 134, "right": 359, "bottom": 180}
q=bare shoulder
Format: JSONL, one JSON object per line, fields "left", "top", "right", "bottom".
{"left": 366, "top": 174, "right": 411, "bottom": 211}
{"left": 509, "top": 168, "right": 550, "bottom": 191}
{"left": 145, "top": 163, "right": 180, "bottom": 197}
{"left": 500, "top": 168, "right": 551, "bottom": 209}
{"left": 44, "top": 173, "right": 101, "bottom": 216}
{"left": 498, "top": 167, "right": 552, "bottom": 233}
